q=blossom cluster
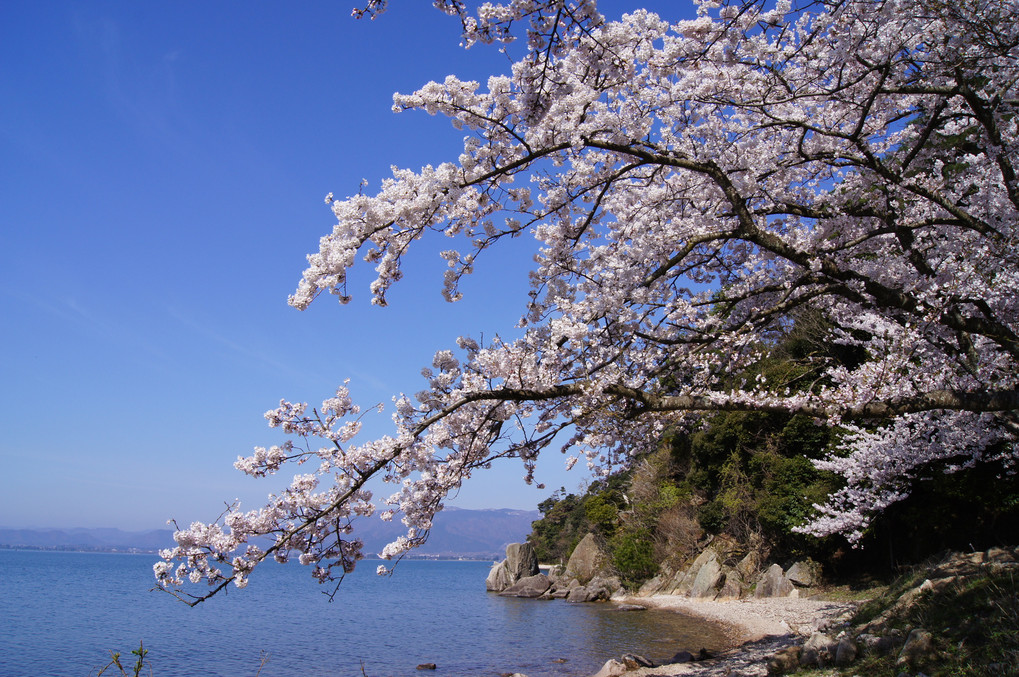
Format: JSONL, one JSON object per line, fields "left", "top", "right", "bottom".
{"left": 158, "top": 0, "right": 1018, "bottom": 600}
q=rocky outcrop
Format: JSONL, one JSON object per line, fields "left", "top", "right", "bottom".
{"left": 485, "top": 560, "right": 513, "bottom": 592}
{"left": 487, "top": 536, "right": 621, "bottom": 602}
{"left": 499, "top": 573, "right": 553, "bottom": 598}
{"left": 486, "top": 542, "right": 539, "bottom": 592}
{"left": 506, "top": 542, "right": 539, "bottom": 580}
{"left": 785, "top": 559, "right": 820, "bottom": 587}
{"left": 754, "top": 564, "right": 796, "bottom": 598}
{"left": 565, "top": 576, "right": 618, "bottom": 602}
{"left": 563, "top": 533, "right": 611, "bottom": 585}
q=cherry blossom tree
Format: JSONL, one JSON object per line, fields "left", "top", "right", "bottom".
{"left": 156, "top": 0, "right": 1018, "bottom": 604}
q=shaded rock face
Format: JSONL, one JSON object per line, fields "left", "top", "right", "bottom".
{"left": 506, "top": 542, "right": 539, "bottom": 580}
{"left": 564, "top": 533, "right": 612, "bottom": 585}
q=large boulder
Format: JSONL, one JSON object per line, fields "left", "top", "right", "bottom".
{"left": 565, "top": 576, "right": 617, "bottom": 603}
{"left": 499, "top": 573, "right": 553, "bottom": 598}
{"left": 754, "top": 563, "right": 796, "bottom": 598}
{"left": 564, "top": 533, "right": 612, "bottom": 585}
{"left": 506, "top": 542, "right": 539, "bottom": 580}
{"left": 688, "top": 552, "right": 724, "bottom": 598}
{"left": 716, "top": 568, "right": 744, "bottom": 599}
{"left": 671, "top": 548, "right": 719, "bottom": 595}
{"left": 785, "top": 559, "right": 821, "bottom": 588}
{"left": 486, "top": 543, "right": 539, "bottom": 592}
{"left": 485, "top": 560, "right": 513, "bottom": 592}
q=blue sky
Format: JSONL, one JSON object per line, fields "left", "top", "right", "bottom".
{"left": 1, "top": 1, "right": 693, "bottom": 531}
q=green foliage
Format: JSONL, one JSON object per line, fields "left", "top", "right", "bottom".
{"left": 584, "top": 495, "right": 619, "bottom": 537}
{"left": 528, "top": 312, "right": 1019, "bottom": 588}
{"left": 95, "top": 641, "right": 149, "bottom": 677}
{"left": 528, "top": 481, "right": 627, "bottom": 563}
{"left": 611, "top": 530, "right": 657, "bottom": 589}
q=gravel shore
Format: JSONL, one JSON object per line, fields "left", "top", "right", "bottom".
{"left": 611, "top": 595, "right": 859, "bottom": 676}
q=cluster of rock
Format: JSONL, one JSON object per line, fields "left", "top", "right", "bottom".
{"left": 486, "top": 535, "right": 622, "bottom": 602}
{"left": 638, "top": 537, "right": 821, "bottom": 600}
{"left": 766, "top": 546, "right": 1019, "bottom": 675}
{"left": 592, "top": 649, "right": 717, "bottom": 677}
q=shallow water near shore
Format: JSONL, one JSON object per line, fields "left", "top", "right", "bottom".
{"left": 0, "top": 550, "right": 728, "bottom": 676}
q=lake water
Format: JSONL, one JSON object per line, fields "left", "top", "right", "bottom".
{"left": 0, "top": 550, "right": 727, "bottom": 676}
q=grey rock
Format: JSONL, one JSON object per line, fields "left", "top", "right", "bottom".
{"left": 800, "top": 632, "right": 837, "bottom": 668}
{"left": 673, "top": 548, "right": 719, "bottom": 596}
{"left": 858, "top": 632, "right": 897, "bottom": 656}
{"left": 669, "top": 650, "right": 695, "bottom": 663}
{"left": 689, "top": 552, "right": 724, "bottom": 598}
{"left": 754, "top": 563, "right": 795, "bottom": 598}
{"left": 638, "top": 572, "right": 668, "bottom": 595}
{"left": 737, "top": 549, "right": 762, "bottom": 582}
{"left": 565, "top": 583, "right": 611, "bottom": 603}
{"left": 834, "top": 636, "right": 858, "bottom": 666}
{"left": 564, "top": 533, "right": 611, "bottom": 585}
{"left": 766, "top": 646, "right": 801, "bottom": 675}
{"left": 591, "top": 658, "right": 627, "bottom": 677}
{"left": 716, "top": 568, "right": 744, "bottom": 599}
{"left": 621, "top": 653, "right": 655, "bottom": 669}
{"left": 499, "top": 573, "right": 552, "bottom": 598}
{"left": 896, "top": 628, "right": 933, "bottom": 667}
{"left": 506, "top": 542, "right": 539, "bottom": 580}
{"left": 486, "top": 560, "right": 513, "bottom": 592}
{"left": 785, "top": 559, "right": 821, "bottom": 587}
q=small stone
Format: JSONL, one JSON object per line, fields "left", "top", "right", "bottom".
{"left": 766, "top": 646, "right": 801, "bottom": 675}
{"left": 416, "top": 663, "right": 437, "bottom": 670}
{"left": 621, "top": 653, "right": 655, "bottom": 669}
{"left": 669, "top": 650, "right": 695, "bottom": 663}
{"left": 896, "top": 628, "right": 933, "bottom": 667}
{"left": 801, "top": 632, "right": 837, "bottom": 667}
{"left": 835, "top": 636, "right": 858, "bottom": 666}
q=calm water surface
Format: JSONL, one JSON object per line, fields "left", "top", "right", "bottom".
{"left": 0, "top": 550, "right": 727, "bottom": 676}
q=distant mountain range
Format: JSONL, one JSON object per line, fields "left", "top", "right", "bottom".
{"left": 0, "top": 507, "right": 540, "bottom": 559}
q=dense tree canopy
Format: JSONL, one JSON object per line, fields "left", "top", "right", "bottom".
{"left": 157, "top": 0, "right": 1019, "bottom": 604}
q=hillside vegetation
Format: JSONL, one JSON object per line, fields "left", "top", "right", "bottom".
{"left": 528, "top": 321, "right": 1019, "bottom": 590}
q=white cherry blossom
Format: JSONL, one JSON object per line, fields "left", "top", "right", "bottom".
{"left": 157, "top": 0, "right": 1019, "bottom": 603}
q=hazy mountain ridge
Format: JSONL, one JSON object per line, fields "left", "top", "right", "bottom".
{"left": 0, "top": 507, "right": 539, "bottom": 558}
